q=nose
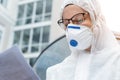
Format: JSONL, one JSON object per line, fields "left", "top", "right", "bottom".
{"left": 69, "top": 20, "right": 73, "bottom": 24}
{"left": 68, "top": 19, "right": 79, "bottom": 25}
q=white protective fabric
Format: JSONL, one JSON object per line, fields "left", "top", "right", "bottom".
{"left": 46, "top": 0, "right": 120, "bottom": 80}
{"left": 66, "top": 24, "right": 93, "bottom": 51}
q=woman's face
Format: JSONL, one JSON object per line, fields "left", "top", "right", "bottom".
{"left": 62, "top": 5, "right": 92, "bottom": 29}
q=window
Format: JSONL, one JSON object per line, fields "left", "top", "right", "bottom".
{"left": 36, "top": 1, "right": 43, "bottom": 15}
{"left": 16, "top": 3, "right": 34, "bottom": 25}
{"left": 0, "top": 0, "right": 3, "bottom": 4}
{"left": 42, "top": 26, "right": 50, "bottom": 43}
{"left": 44, "top": 0, "right": 52, "bottom": 21}
{"left": 0, "top": 0, "right": 7, "bottom": 7}
{"left": 45, "top": 0, "right": 52, "bottom": 13}
{"left": 13, "top": 31, "right": 21, "bottom": 45}
{"left": 34, "top": 1, "right": 43, "bottom": 23}
{"left": 14, "top": 0, "right": 52, "bottom": 65}
{"left": 13, "top": 26, "right": 50, "bottom": 53}
{"left": 17, "top": 5, "right": 25, "bottom": 19}
{"left": 22, "top": 29, "right": 30, "bottom": 45}
{"left": 16, "top": 0, "right": 53, "bottom": 26}
{"left": 26, "top": 3, "right": 33, "bottom": 17}
{"left": 25, "top": 3, "right": 33, "bottom": 24}
{"left": 16, "top": 5, "right": 25, "bottom": 26}
{"left": 32, "top": 27, "right": 41, "bottom": 44}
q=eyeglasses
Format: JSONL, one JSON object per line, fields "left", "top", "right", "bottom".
{"left": 57, "top": 12, "right": 88, "bottom": 29}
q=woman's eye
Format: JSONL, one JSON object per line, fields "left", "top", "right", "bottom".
{"left": 78, "top": 19, "right": 84, "bottom": 23}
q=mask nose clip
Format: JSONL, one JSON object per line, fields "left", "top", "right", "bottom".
{"left": 67, "top": 24, "right": 81, "bottom": 30}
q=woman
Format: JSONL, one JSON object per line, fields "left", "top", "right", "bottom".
{"left": 46, "top": 0, "right": 120, "bottom": 80}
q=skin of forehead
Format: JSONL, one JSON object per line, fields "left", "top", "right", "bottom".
{"left": 62, "top": 4, "right": 86, "bottom": 19}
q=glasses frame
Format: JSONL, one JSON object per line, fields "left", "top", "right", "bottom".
{"left": 57, "top": 12, "right": 88, "bottom": 29}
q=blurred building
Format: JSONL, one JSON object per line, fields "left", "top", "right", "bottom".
{"left": 0, "top": 0, "right": 64, "bottom": 65}
{"left": 0, "top": 0, "right": 18, "bottom": 51}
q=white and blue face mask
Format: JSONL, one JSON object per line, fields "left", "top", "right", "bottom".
{"left": 66, "top": 24, "right": 93, "bottom": 51}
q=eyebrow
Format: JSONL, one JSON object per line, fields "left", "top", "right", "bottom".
{"left": 62, "top": 12, "right": 87, "bottom": 20}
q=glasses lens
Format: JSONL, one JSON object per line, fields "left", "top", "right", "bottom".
{"left": 57, "top": 13, "right": 87, "bottom": 30}
{"left": 63, "top": 19, "right": 70, "bottom": 27}
{"left": 57, "top": 19, "right": 67, "bottom": 30}
{"left": 72, "top": 13, "right": 84, "bottom": 24}
{"left": 58, "top": 19, "right": 69, "bottom": 29}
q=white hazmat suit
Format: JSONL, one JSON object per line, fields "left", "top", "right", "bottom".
{"left": 46, "top": 0, "right": 120, "bottom": 80}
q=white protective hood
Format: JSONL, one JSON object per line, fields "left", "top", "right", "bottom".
{"left": 46, "top": 0, "right": 120, "bottom": 80}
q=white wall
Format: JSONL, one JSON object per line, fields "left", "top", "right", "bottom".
{"left": 99, "top": 0, "right": 120, "bottom": 33}
{"left": 7, "top": 0, "right": 19, "bottom": 21}
{"left": 0, "top": 0, "right": 18, "bottom": 51}
{"left": 50, "top": 0, "right": 65, "bottom": 42}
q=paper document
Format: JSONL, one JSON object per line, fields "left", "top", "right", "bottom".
{"left": 0, "top": 46, "right": 40, "bottom": 80}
